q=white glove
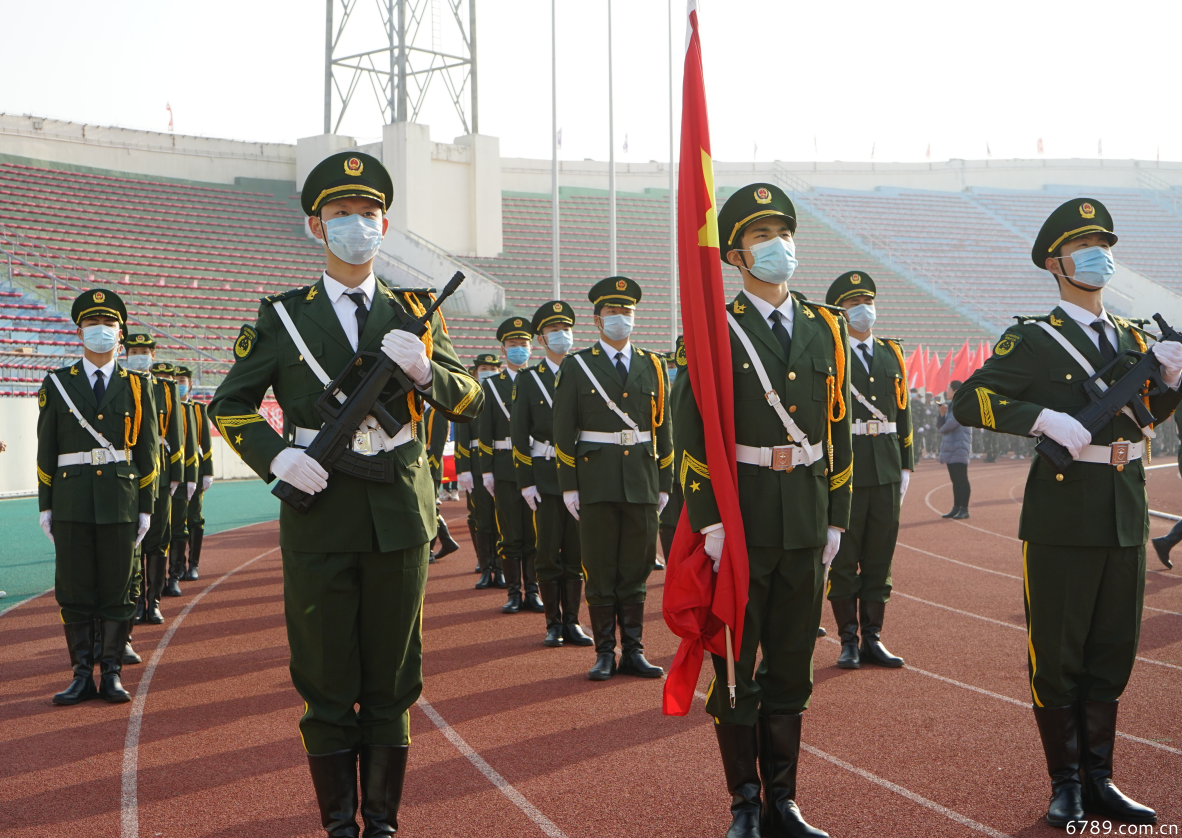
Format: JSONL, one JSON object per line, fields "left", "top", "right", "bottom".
{"left": 458, "top": 471, "right": 474, "bottom": 493}
{"left": 1151, "top": 340, "right": 1182, "bottom": 389}
{"left": 482, "top": 472, "right": 496, "bottom": 497}
{"left": 169, "top": 481, "right": 180, "bottom": 497}
{"left": 271, "top": 447, "right": 329, "bottom": 495}
{"left": 658, "top": 492, "right": 670, "bottom": 514}
{"left": 185, "top": 481, "right": 197, "bottom": 501}
{"left": 1031, "top": 408, "right": 1092, "bottom": 459}
{"left": 202, "top": 475, "right": 213, "bottom": 492}
{"left": 822, "top": 527, "right": 842, "bottom": 568}
{"left": 563, "top": 489, "right": 580, "bottom": 521}
{"left": 382, "top": 330, "right": 433, "bottom": 387}
{"left": 703, "top": 523, "right": 725, "bottom": 572}
{"left": 899, "top": 469, "right": 911, "bottom": 502}
{"left": 522, "top": 485, "right": 541, "bottom": 512}
{"left": 135, "top": 513, "right": 151, "bottom": 546}
{"left": 40, "top": 510, "right": 53, "bottom": 544}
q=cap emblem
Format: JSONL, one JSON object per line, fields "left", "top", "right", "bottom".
{"left": 616, "top": 279, "right": 627, "bottom": 291}
{"left": 345, "top": 157, "right": 364, "bottom": 177}
{"left": 553, "top": 302, "right": 563, "bottom": 312}
{"left": 1080, "top": 202, "right": 1096, "bottom": 219}
{"left": 754, "top": 187, "right": 772, "bottom": 204}
{"left": 93, "top": 291, "right": 105, "bottom": 303}
{"left": 513, "top": 319, "right": 523, "bottom": 327}
{"left": 850, "top": 274, "right": 861, "bottom": 285}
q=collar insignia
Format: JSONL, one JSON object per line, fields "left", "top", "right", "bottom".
{"left": 1049, "top": 314, "right": 1064, "bottom": 327}
{"left": 591, "top": 346, "right": 601, "bottom": 355}
{"left": 306, "top": 286, "right": 318, "bottom": 301}
{"left": 733, "top": 302, "right": 746, "bottom": 314}
{"left": 801, "top": 305, "right": 815, "bottom": 319}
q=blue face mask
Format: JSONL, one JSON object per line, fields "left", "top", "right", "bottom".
{"left": 601, "top": 313, "right": 634, "bottom": 341}
{"left": 846, "top": 303, "right": 876, "bottom": 333}
{"left": 125, "top": 353, "right": 152, "bottom": 371}
{"left": 81, "top": 324, "right": 120, "bottom": 353}
{"left": 668, "top": 366, "right": 678, "bottom": 382}
{"left": 1064, "top": 246, "right": 1115, "bottom": 288}
{"left": 544, "top": 329, "right": 573, "bottom": 355}
{"left": 178, "top": 383, "right": 189, "bottom": 399}
{"left": 736, "top": 236, "right": 798, "bottom": 284}
{"left": 478, "top": 369, "right": 498, "bottom": 381}
{"left": 323, "top": 214, "right": 384, "bottom": 265}
{"left": 505, "top": 346, "right": 531, "bottom": 366}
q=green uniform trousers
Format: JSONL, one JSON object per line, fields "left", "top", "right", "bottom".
{"left": 534, "top": 492, "right": 581, "bottom": 582}
{"left": 169, "top": 490, "right": 189, "bottom": 543}
{"left": 142, "top": 481, "right": 173, "bottom": 555}
{"left": 282, "top": 543, "right": 429, "bottom": 755}
{"left": 827, "top": 482, "right": 900, "bottom": 603}
{"left": 470, "top": 481, "right": 496, "bottom": 534}
{"left": 187, "top": 487, "right": 205, "bottom": 529}
{"left": 54, "top": 520, "right": 138, "bottom": 623}
{"left": 707, "top": 545, "right": 825, "bottom": 727}
{"left": 494, "top": 481, "right": 537, "bottom": 567}
{"left": 578, "top": 501, "right": 657, "bottom": 607}
{"left": 1022, "top": 542, "right": 1145, "bottom": 708}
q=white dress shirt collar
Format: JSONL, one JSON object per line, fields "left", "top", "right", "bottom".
{"left": 546, "top": 357, "right": 562, "bottom": 374}
{"left": 322, "top": 271, "right": 376, "bottom": 306}
{"left": 599, "top": 339, "right": 632, "bottom": 364}
{"left": 82, "top": 356, "right": 116, "bottom": 385}
{"left": 743, "top": 291, "right": 795, "bottom": 336}
{"left": 1058, "top": 299, "right": 1112, "bottom": 330}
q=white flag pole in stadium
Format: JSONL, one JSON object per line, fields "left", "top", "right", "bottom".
{"left": 668, "top": 0, "right": 677, "bottom": 349}
{"left": 552, "top": 0, "right": 560, "bottom": 298}
{"left": 607, "top": 0, "right": 617, "bottom": 275}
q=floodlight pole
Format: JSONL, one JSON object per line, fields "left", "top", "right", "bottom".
{"left": 551, "top": 0, "right": 559, "bottom": 299}
{"left": 607, "top": 0, "right": 617, "bottom": 277}
{"left": 668, "top": 0, "right": 676, "bottom": 349}
{"left": 324, "top": 0, "right": 334, "bottom": 133}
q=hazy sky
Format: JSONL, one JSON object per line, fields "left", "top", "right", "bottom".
{"left": 3, "top": 0, "right": 1179, "bottom": 164}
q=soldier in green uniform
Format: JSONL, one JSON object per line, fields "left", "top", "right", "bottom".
{"left": 824, "top": 271, "right": 912, "bottom": 670}
{"left": 478, "top": 318, "right": 544, "bottom": 614}
{"left": 182, "top": 379, "right": 214, "bottom": 580}
{"left": 553, "top": 276, "right": 672, "bottom": 681}
{"left": 658, "top": 338, "right": 687, "bottom": 569}
{"left": 673, "top": 184, "right": 852, "bottom": 838}
{"left": 165, "top": 365, "right": 199, "bottom": 597}
{"left": 455, "top": 353, "right": 504, "bottom": 588}
{"left": 209, "top": 151, "right": 482, "bottom": 837}
{"left": 37, "top": 289, "right": 159, "bottom": 705}
{"left": 423, "top": 403, "right": 460, "bottom": 562}
{"left": 511, "top": 301, "right": 593, "bottom": 647}
{"left": 952, "top": 197, "right": 1181, "bottom": 829}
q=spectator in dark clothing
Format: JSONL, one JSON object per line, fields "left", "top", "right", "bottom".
{"left": 937, "top": 381, "right": 972, "bottom": 519}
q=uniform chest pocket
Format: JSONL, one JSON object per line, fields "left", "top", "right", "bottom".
{"left": 579, "top": 392, "right": 613, "bottom": 417}
{"left": 734, "top": 360, "right": 767, "bottom": 401}
{"left": 1047, "top": 366, "right": 1086, "bottom": 406}
{"left": 286, "top": 341, "right": 326, "bottom": 395}
{"left": 812, "top": 357, "right": 835, "bottom": 402}
{"left": 115, "top": 463, "right": 140, "bottom": 482}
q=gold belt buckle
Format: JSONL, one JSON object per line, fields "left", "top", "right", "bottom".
{"left": 866, "top": 420, "right": 881, "bottom": 436}
{"left": 770, "top": 445, "right": 795, "bottom": 472}
{"left": 91, "top": 448, "right": 107, "bottom": 465}
{"left": 353, "top": 431, "right": 374, "bottom": 455}
{"left": 1110, "top": 442, "right": 1130, "bottom": 466}
{"left": 620, "top": 430, "right": 635, "bottom": 446}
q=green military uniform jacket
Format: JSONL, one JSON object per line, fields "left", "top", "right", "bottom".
{"left": 154, "top": 377, "right": 184, "bottom": 490}
{"left": 952, "top": 306, "right": 1182, "bottom": 547}
{"left": 477, "top": 369, "right": 520, "bottom": 484}
{"left": 208, "top": 277, "right": 483, "bottom": 553}
{"left": 553, "top": 342, "right": 674, "bottom": 504}
{"left": 191, "top": 399, "right": 214, "bottom": 479}
{"left": 422, "top": 404, "right": 449, "bottom": 486}
{"left": 849, "top": 336, "right": 915, "bottom": 486}
{"left": 37, "top": 361, "right": 159, "bottom": 522}
{"left": 511, "top": 359, "right": 562, "bottom": 496}
{"left": 453, "top": 409, "right": 479, "bottom": 478}
{"left": 179, "top": 401, "right": 199, "bottom": 484}
{"left": 672, "top": 291, "right": 853, "bottom": 549}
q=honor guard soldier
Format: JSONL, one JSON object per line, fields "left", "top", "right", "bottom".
{"left": 209, "top": 151, "right": 482, "bottom": 838}
{"left": 511, "top": 301, "right": 593, "bottom": 647}
{"left": 423, "top": 403, "right": 460, "bottom": 562}
{"left": 952, "top": 197, "right": 1182, "bottom": 830}
{"left": 553, "top": 276, "right": 673, "bottom": 681}
{"left": 165, "top": 365, "right": 199, "bottom": 597}
{"left": 657, "top": 337, "right": 687, "bottom": 568}
{"left": 673, "top": 184, "right": 852, "bottom": 838}
{"left": 479, "top": 318, "right": 544, "bottom": 614}
{"left": 182, "top": 371, "right": 213, "bottom": 580}
{"left": 824, "top": 272, "right": 912, "bottom": 670}
{"left": 455, "top": 353, "right": 505, "bottom": 588}
{"left": 37, "top": 289, "right": 159, "bottom": 705}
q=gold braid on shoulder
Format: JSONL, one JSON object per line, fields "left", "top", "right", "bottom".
{"left": 648, "top": 350, "right": 665, "bottom": 427}
{"left": 888, "top": 340, "right": 908, "bottom": 409}
{"left": 816, "top": 308, "right": 847, "bottom": 423}
{"left": 124, "top": 373, "right": 143, "bottom": 450}
{"left": 1130, "top": 328, "right": 1153, "bottom": 415}
{"left": 401, "top": 292, "right": 435, "bottom": 423}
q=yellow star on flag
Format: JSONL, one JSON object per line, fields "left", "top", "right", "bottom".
{"left": 697, "top": 149, "right": 719, "bottom": 249}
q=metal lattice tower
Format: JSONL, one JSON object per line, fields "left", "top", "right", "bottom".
{"left": 324, "top": 0, "right": 478, "bottom": 135}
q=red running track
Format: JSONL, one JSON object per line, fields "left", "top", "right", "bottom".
{"left": 1, "top": 458, "right": 1180, "bottom": 837}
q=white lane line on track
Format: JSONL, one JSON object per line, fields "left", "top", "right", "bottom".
{"left": 120, "top": 545, "right": 279, "bottom": 838}
{"left": 0, "top": 587, "right": 51, "bottom": 618}
{"left": 416, "top": 697, "right": 568, "bottom": 838}
{"left": 922, "top": 482, "right": 1021, "bottom": 543}
{"left": 690, "top": 691, "right": 1011, "bottom": 838}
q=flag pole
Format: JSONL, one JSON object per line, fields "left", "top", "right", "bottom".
{"left": 668, "top": 0, "right": 676, "bottom": 350}
{"left": 551, "top": 0, "right": 560, "bottom": 298}
{"left": 607, "top": 0, "right": 617, "bottom": 276}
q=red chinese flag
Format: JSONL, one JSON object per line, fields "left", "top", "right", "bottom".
{"left": 934, "top": 348, "right": 954, "bottom": 395}
{"left": 661, "top": 0, "right": 749, "bottom": 717}
{"left": 906, "top": 344, "right": 924, "bottom": 390}
{"left": 949, "top": 339, "right": 972, "bottom": 384}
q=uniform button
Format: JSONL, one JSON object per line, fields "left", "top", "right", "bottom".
{"left": 62, "top": 471, "right": 67, "bottom": 478}
{"left": 785, "top": 465, "right": 794, "bottom": 473}
{"left": 1116, "top": 464, "right": 1125, "bottom": 472}
{"left": 97, "top": 414, "right": 103, "bottom": 420}
{"left": 624, "top": 450, "right": 630, "bottom": 456}
{"left": 744, "top": 363, "right": 750, "bottom": 369}
{"left": 788, "top": 371, "right": 796, "bottom": 380}
{"left": 96, "top": 469, "right": 103, "bottom": 476}
{"left": 583, "top": 457, "right": 589, "bottom": 462}
{"left": 869, "top": 376, "right": 875, "bottom": 383}
{"left": 1066, "top": 374, "right": 1072, "bottom": 380}
{"left": 622, "top": 392, "right": 628, "bottom": 397}
{"left": 299, "top": 354, "right": 304, "bottom": 362}
{"left": 355, "top": 358, "right": 363, "bottom": 366}
{"left": 1055, "top": 473, "right": 1064, "bottom": 482}
{"left": 871, "top": 395, "right": 877, "bottom": 401}
{"left": 789, "top": 405, "right": 797, "bottom": 413}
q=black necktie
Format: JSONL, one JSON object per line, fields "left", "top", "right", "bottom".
{"left": 858, "top": 343, "right": 872, "bottom": 372}
{"left": 93, "top": 369, "right": 105, "bottom": 403}
{"left": 615, "top": 352, "right": 628, "bottom": 385}
{"left": 346, "top": 291, "right": 369, "bottom": 343}
{"left": 1091, "top": 321, "right": 1116, "bottom": 362}
{"left": 770, "top": 310, "right": 791, "bottom": 357}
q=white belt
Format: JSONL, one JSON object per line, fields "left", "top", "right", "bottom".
{"left": 852, "top": 420, "right": 897, "bottom": 436}
{"left": 469, "top": 440, "right": 479, "bottom": 449}
{"left": 531, "top": 439, "right": 556, "bottom": 460}
{"left": 293, "top": 423, "right": 415, "bottom": 456}
{"left": 58, "top": 449, "right": 128, "bottom": 466}
{"left": 1075, "top": 441, "right": 1144, "bottom": 466}
{"left": 579, "top": 429, "right": 653, "bottom": 446}
{"left": 735, "top": 441, "right": 824, "bottom": 471}
{"left": 493, "top": 438, "right": 513, "bottom": 450}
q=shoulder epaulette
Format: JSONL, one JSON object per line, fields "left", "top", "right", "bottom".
{"left": 54, "top": 363, "right": 76, "bottom": 375}
{"left": 879, "top": 337, "right": 905, "bottom": 346}
{"left": 261, "top": 286, "right": 311, "bottom": 304}
{"left": 580, "top": 344, "right": 601, "bottom": 356}
{"left": 803, "top": 299, "right": 845, "bottom": 314}
{"left": 389, "top": 286, "right": 434, "bottom": 295}
{"left": 1013, "top": 314, "right": 1051, "bottom": 324}
{"left": 128, "top": 369, "right": 150, "bottom": 378}
{"left": 1119, "top": 316, "right": 1151, "bottom": 329}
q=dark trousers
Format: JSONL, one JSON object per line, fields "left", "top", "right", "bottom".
{"left": 470, "top": 479, "right": 496, "bottom": 534}
{"left": 282, "top": 543, "right": 429, "bottom": 754}
{"left": 187, "top": 486, "right": 205, "bottom": 529}
{"left": 493, "top": 480, "right": 537, "bottom": 575}
{"left": 578, "top": 501, "right": 657, "bottom": 607}
{"left": 827, "top": 483, "right": 899, "bottom": 603}
{"left": 1022, "top": 542, "right": 1144, "bottom": 708}
{"left": 534, "top": 492, "right": 581, "bottom": 582}
{"left": 946, "top": 462, "right": 971, "bottom": 507}
{"left": 706, "top": 545, "right": 825, "bottom": 726}
{"left": 142, "top": 479, "right": 173, "bottom": 555}
{"left": 170, "top": 489, "right": 190, "bottom": 542}
{"left": 53, "top": 520, "right": 138, "bottom": 623}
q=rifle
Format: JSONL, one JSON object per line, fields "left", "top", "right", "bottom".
{"left": 272, "top": 271, "right": 465, "bottom": 514}
{"left": 1035, "top": 313, "right": 1182, "bottom": 474}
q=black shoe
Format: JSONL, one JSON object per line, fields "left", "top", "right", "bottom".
{"left": 831, "top": 598, "right": 860, "bottom": 670}
{"left": 653, "top": 559, "right": 665, "bottom": 571}
{"left": 758, "top": 714, "right": 829, "bottom": 838}
{"left": 98, "top": 619, "right": 132, "bottom": 703}
{"left": 359, "top": 744, "right": 408, "bottom": 838}
{"left": 714, "top": 724, "right": 762, "bottom": 838}
{"left": 523, "top": 586, "right": 546, "bottom": 614}
{"left": 616, "top": 602, "right": 664, "bottom": 678}
{"left": 134, "top": 598, "right": 146, "bottom": 624}
{"left": 475, "top": 569, "right": 493, "bottom": 589}
{"left": 952, "top": 507, "right": 970, "bottom": 520}
{"left": 52, "top": 621, "right": 98, "bottom": 705}
{"left": 1151, "top": 536, "right": 1175, "bottom": 570}
{"left": 540, "top": 581, "right": 563, "bottom": 647}
{"left": 502, "top": 590, "right": 522, "bottom": 614}
{"left": 123, "top": 639, "right": 142, "bottom": 666}
{"left": 307, "top": 748, "right": 360, "bottom": 837}
{"left": 433, "top": 515, "right": 460, "bottom": 560}
{"left": 816, "top": 626, "right": 826, "bottom": 638}
{"left": 164, "top": 578, "right": 183, "bottom": 597}
{"left": 941, "top": 506, "right": 961, "bottom": 519}
{"left": 187, "top": 525, "right": 203, "bottom": 581}
{"left": 1079, "top": 700, "right": 1157, "bottom": 825}
{"left": 144, "top": 552, "right": 166, "bottom": 623}
{"left": 492, "top": 569, "right": 507, "bottom": 589}
{"left": 561, "top": 578, "right": 595, "bottom": 646}
{"left": 1032, "top": 705, "right": 1085, "bottom": 829}
{"left": 587, "top": 604, "right": 617, "bottom": 681}
{"left": 501, "top": 557, "right": 522, "bottom": 612}
{"left": 167, "top": 539, "right": 187, "bottom": 595}
{"left": 858, "top": 601, "right": 904, "bottom": 668}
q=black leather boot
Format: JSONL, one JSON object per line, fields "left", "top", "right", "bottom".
{"left": 521, "top": 550, "right": 544, "bottom": 612}
{"left": 952, "top": 506, "right": 970, "bottom": 519}
{"left": 539, "top": 580, "right": 563, "bottom": 646}
{"left": 1079, "top": 700, "right": 1157, "bottom": 824}
{"left": 758, "top": 714, "right": 829, "bottom": 838}
{"left": 616, "top": 602, "right": 663, "bottom": 678}
{"left": 52, "top": 621, "right": 98, "bottom": 705}
{"left": 184, "top": 525, "right": 203, "bottom": 580}
{"left": 123, "top": 621, "right": 142, "bottom": 665}
{"left": 831, "top": 598, "right": 859, "bottom": 670}
{"left": 98, "top": 619, "right": 132, "bottom": 703}
{"left": 1151, "top": 519, "right": 1182, "bottom": 569}
{"left": 165, "top": 539, "right": 185, "bottom": 597}
{"left": 1032, "top": 705, "right": 1085, "bottom": 828}
{"left": 474, "top": 529, "right": 493, "bottom": 589}
{"left": 561, "top": 578, "right": 594, "bottom": 646}
{"left": 358, "top": 744, "right": 408, "bottom": 838}
{"left": 433, "top": 514, "right": 460, "bottom": 560}
{"left": 145, "top": 552, "right": 167, "bottom": 624}
{"left": 489, "top": 537, "right": 507, "bottom": 588}
{"left": 307, "top": 748, "right": 360, "bottom": 837}
{"left": 501, "top": 557, "right": 523, "bottom": 614}
{"left": 941, "top": 506, "right": 960, "bottom": 519}
{"left": 468, "top": 521, "right": 481, "bottom": 573}
{"left": 715, "top": 723, "right": 762, "bottom": 838}
{"left": 587, "top": 604, "right": 617, "bottom": 681}
{"left": 858, "top": 600, "right": 904, "bottom": 668}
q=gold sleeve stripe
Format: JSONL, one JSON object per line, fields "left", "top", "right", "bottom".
{"left": 215, "top": 414, "right": 267, "bottom": 456}
{"left": 429, "top": 455, "right": 441, "bottom": 469}
{"left": 660, "top": 451, "right": 675, "bottom": 469}
{"left": 139, "top": 467, "right": 158, "bottom": 489}
{"left": 455, "top": 446, "right": 470, "bottom": 460}
{"left": 975, "top": 388, "right": 996, "bottom": 430}
{"left": 170, "top": 450, "right": 183, "bottom": 463}
{"left": 37, "top": 464, "right": 53, "bottom": 486}
{"left": 829, "top": 462, "right": 853, "bottom": 492}
{"left": 679, "top": 451, "right": 710, "bottom": 492}
{"left": 478, "top": 441, "right": 494, "bottom": 455}
{"left": 902, "top": 430, "right": 914, "bottom": 449}
{"left": 513, "top": 447, "right": 533, "bottom": 466}
{"left": 556, "top": 445, "right": 576, "bottom": 468}
{"left": 202, "top": 450, "right": 212, "bottom": 461}
{"left": 186, "top": 455, "right": 199, "bottom": 466}
{"left": 453, "top": 380, "right": 478, "bottom": 415}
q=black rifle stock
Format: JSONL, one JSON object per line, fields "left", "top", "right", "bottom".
{"left": 272, "top": 271, "right": 466, "bottom": 513}
{"left": 1035, "top": 313, "right": 1182, "bottom": 473}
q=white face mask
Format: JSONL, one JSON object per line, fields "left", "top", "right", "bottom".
{"left": 846, "top": 303, "right": 876, "bottom": 333}
{"left": 544, "top": 328, "right": 574, "bottom": 355}
{"left": 125, "top": 354, "right": 153, "bottom": 371}
{"left": 478, "top": 369, "right": 498, "bottom": 381}
{"left": 735, "top": 236, "right": 798, "bottom": 284}
{"left": 322, "top": 213, "right": 384, "bottom": 265}
{"left": 81, "top": 324, "right": 120, "bottom": 353}
{"left": 600, "top": 313, "right": 634, "bottom": 341}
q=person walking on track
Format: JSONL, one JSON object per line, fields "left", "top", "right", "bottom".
{"left": 824, "top": 271, "right": 911, "bottom": 671}
{"left": 455, "top": 353, "right": 505, "bottom": 589}
{"left": 953, "top": 197, "right": 1182, "bottom": 830}
{"left": 209, "top": 151, "right": 482, "bottom": 838}
{"left": 673, "top": 183, "right": 852, "bottom": 838}
{"left": 937, "top": 381, "right": 973, "bottom": 519}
